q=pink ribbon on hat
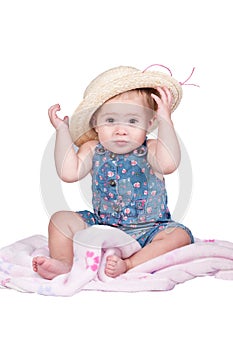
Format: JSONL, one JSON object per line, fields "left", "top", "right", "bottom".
{"left": 142, "top": 64, "right": 200, "bottom": 87}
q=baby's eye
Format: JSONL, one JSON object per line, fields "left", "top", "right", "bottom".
{"left": 106, "top": 118, "right": 115, "bottom": 123}
{"left": 129, "top": 118, "right": 138, "bottom": 124}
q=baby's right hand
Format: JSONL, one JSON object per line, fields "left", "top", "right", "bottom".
{"left": 48, "top": 104, "right": 69, "bottom": 130}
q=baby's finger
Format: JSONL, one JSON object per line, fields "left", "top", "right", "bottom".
{"left": 155, "top": 86, "right": 173, "bottom": 108}
{"left": 162, "top": 86, "right": 173, "bottom": 106}
{"left": 151, "top": 92, "right": 160, "bottom": 104}
{"left": 48, "top": 103, "right": 60, "bottom": 113}
{"left": 63, "top": 116, "right": 69, "bottom": 125}
{"left": 155, "top": 86, "right": 168, "bottom": 102}
{"left": 48, "top": 104, "right": 60, "bottom": 118}
{"left": 106, "top": 261, "right": 117, "bottom": 268}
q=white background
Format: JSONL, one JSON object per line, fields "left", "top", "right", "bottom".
{"left": 1, "top": 1, "right": 233, "bottom": 349}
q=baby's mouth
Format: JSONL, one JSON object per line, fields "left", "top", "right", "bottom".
{"left": 114, "top": 140, "right": 128, "bottom": 146}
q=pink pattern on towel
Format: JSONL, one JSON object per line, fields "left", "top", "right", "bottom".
{"left": 0, "top": 226, "right": 233, "bottom": 296}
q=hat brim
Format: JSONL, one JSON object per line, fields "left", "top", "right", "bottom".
{"left": 70, "top": 70, "right": 182, "bottom": 146}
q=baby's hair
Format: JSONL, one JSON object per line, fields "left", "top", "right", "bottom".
{"left": 90, "top": 88, "right": 160, "bottom": 128}
{"left": 134, "top": 88, "right": 160, "bottom": 111}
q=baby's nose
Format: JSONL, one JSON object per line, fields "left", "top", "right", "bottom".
{"left": 114, "top": 123, "right": 128, "bottom": 135}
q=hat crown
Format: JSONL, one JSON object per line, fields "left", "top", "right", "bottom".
{"left": 84, "top": 66, "right": 139, "bottom": 98}
{"left": 70, "top": 65, "right": 183, "bottom": 146}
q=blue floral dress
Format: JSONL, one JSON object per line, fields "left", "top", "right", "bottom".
{"left": 78, "top": 140, "right": 194, "bottom": 247}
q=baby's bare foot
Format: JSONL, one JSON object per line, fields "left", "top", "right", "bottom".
{"left": 105, "top": 255, "right": 130, "bottom": 278}
{"left": 32, "top": 256, "right": 71, "bottom": 280}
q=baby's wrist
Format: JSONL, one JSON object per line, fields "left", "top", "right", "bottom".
{"left": 157, "top": 116, "right": 173, "bottom": 127}
{"left": 56, "top": 123, "right": 69, "bottom": 132}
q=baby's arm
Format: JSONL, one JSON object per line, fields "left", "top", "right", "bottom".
{"left": 148, "top": 87, "right": 181, "bottom": 175}
{"left": 48, "top": 104, "right": 96, "bottom": 182}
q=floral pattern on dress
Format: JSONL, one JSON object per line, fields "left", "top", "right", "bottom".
{"left": 78, "top": 140, "right": 193, "bottom": 245}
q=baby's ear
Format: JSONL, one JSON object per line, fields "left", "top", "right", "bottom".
{"left": 147, "top": 114, "right": 157, "bottom": 134}
{"left": 149, "top": 114, "right": 157, "bottom": 126}
{"left": 90, "top": 114, "right": 98, "bottom": 132}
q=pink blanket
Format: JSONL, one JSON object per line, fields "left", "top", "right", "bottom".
{"left": 0, "top": 225, "right": 233, "bottom": 296}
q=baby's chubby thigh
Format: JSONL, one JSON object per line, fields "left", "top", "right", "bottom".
{"left": 151, "top": 225, "right": 192, "bottom": 247}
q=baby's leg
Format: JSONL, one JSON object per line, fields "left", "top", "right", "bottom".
{"left": 32, "top": 211, "right": 87, "bottom": 279}
{"left": 105, "top": 227, "right": 191, "bottom": 277}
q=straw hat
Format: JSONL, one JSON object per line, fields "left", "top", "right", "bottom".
{"left": 69, "top": 66, "right": 182, "bottom": 146}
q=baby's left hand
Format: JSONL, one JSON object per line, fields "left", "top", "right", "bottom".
{"left": 151, "top": 86, "right": 173, "bottom": 123}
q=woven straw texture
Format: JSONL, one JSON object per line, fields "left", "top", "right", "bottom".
{"left": 70, "top": 66, "right": 182, "bottom": 146}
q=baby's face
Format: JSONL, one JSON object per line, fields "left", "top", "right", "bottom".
{"left": 94, "top": 92, "right": 154, "bottom": 154}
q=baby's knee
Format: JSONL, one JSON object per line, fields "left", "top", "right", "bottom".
{"left": 49, "top": 210, "right": 87, "bottom": 235}
{"left": 172, "top": 228, "right": 192, "bottom": 246}
{"left": 48, "top": 211, "right": 72, "bottom": 233}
